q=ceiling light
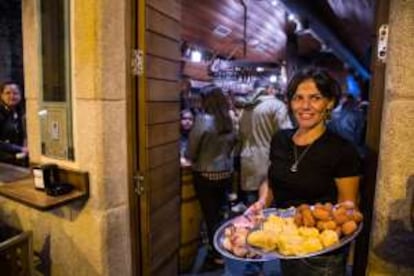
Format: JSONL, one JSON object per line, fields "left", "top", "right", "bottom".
{"left": 191, "top": 50, "right": 202, "bottom": 62}
{"left": 269, "top": 75, "right": 277, "bottom": 83}
{"left": 213, "top": 25, "right": 232, "bottom": 38}
{"left": 256, "top": 67, "right": 264, "bottom": 72}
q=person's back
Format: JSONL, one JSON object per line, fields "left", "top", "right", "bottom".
{"left": 239, "top": 83, "right": 292, "bottom": 202}
{"left": 189, "top": 113, "right": 236, "bottom": 172}
{"left": 187, "top": 85, "right": 237, "bottom": 270}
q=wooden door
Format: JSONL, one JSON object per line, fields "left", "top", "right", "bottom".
{"left": 129, "top": 0, "right": 182, "bottom": 275}
{"left": 353, "top": 0, "right": 390, "bottom": 275}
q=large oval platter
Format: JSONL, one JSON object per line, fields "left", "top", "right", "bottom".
{"left": 246, "top": 208, "right": 363, "bottom": 259}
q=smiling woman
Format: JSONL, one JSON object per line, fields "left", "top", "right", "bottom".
{"left": 245, "top": 67, "right": 362, "bottom": 276}
{"left": 0, "top": 81, "right": 28, "bottom": 166}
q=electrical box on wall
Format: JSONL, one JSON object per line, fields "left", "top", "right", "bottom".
{"left": 40, "top": 104, "right": 72, "bottom": 160}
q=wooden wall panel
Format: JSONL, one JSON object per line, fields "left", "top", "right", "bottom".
{"left": 147, "top": 79, "right": 180, "bottom": 102}
{"left": 151, "top": 254, "right": 180, "bottom": 276}
{"left": 147, "top": 102, "right": 179, "bottom": 124}
{"left": 147, "top": 0, "right": 181, "bottom": 22}
{"left": 149, "top": 161, "right": 180, "bottom": 210}
{"left": 148, "top": 142, "right": 179, "bottom": 169}
{"left": 143, "top": 1, "right": 181, "bottom": 274}
{"left": 150, "top": 197, "right": 180, "bottom": 266}
{"left": 147, "top": 32, "right": 181, "bottom": 61}
{"left": 147, "top": 122, "right": 179, "bottom": 148}
{"left": 146, "top": 56, "right": 180, "bottom": 81}
{"left": 146, "top": 7, "right": 180, "bottom": 40}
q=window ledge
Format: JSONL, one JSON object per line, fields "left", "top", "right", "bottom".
{"left": 0, "top": 163, "right": 89, "bottom": 211}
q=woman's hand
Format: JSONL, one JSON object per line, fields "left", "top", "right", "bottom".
{"left": 244, "top": 179, "right": 273, "bottom": 216}
{"left": 244, "top": 198, "right": 266, "bottom": 216}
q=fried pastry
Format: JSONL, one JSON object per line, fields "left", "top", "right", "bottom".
{"left": 342, "top": 220, "right": 358, "bottom": 235}
{"left": 298, "top": 226, "right": 319, "bottom": 238}
{"left": 302, "top": 237, "right": 324, "bottom": 254}
{"left": 319, "top": 229, "right": 339, "bottom": 247}
{"left": 247, "top": 230, "right": 278, "bottom": 252}
{"left": 312, "top": 207, "right": 331, "bottom": 221}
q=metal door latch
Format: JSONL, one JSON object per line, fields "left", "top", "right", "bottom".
{"left": 377, "top": 24, "right": 389, "bottom": 63}
{"left": 131, "top": 49, "right": 144, "bottom": 76}
{"left": 133, "top": 173, "right": 145, "bottom": 195}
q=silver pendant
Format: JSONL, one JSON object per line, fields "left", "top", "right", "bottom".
{"left": 290, "top": 163, "right": 298, "bottom": 173}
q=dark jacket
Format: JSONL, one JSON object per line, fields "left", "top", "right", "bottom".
{"left": 327, "top": 105, "right": 365, "bottom": 156}
{"left": 0, "top": 103, "right": 26, "bottom": 159}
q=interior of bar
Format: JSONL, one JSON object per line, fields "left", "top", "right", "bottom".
{"left": 1, "top": 0, "right": 414, "bottom": 276}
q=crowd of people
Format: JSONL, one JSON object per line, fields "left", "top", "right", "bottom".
{"left": 0, "top": 81, "right": 28, "bottom": 166}
{"left": 179, "top": 67, "right": 367, "bottom": 275}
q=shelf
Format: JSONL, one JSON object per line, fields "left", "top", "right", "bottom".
{"left": 0, "top": 163, "right": 89, "bottom": 211}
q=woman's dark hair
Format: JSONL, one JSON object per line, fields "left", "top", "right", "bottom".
{"left": 0, "top": 80, "right": 19, "bottom": 94}
{"left": 201, "top": 85, "right": 233, "bottom": 134}
{"left": 180, "top": 108, "right": 194, "bottom": 119}
{"left": 286, "top": 67, "right": 341, "bottom": 109}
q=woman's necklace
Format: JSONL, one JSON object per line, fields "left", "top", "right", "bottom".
{"left": 290, "top": 143, "right": 313, "bottom": 173}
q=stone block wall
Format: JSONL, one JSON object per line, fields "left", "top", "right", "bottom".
{"left": 367, "top": 1, "right": 414, "bottom": 275}
{"left": 0, "top": 1, "right": 132, "bottom": 275}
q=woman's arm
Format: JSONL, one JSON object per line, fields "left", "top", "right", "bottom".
{"left": 335, "top": 176, "right": 360, "bottom": 205}
{"left": 257, "top": 179, "right": 274, "bottom": 207}
{"left": 245, "top": 179, "right": 274, "bottom": 214}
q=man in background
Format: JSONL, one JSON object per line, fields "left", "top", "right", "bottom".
{"left": 238, "top": 80, "right": 292, "bottom": 205}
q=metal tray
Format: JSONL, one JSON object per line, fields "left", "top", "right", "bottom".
{"left": 214, "top": 207, "right": 363, "bottom": 260}
{"left": 247, "top": 209, "right": 363, "bottom": 259}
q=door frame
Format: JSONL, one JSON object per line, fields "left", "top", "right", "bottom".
{"left": 353, "top": 0, "right": 390, "bottom": 275}
{"left": 127, "top": 0, "right": 147, "bottom": 275}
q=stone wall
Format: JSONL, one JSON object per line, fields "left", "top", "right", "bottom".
{"left": 367, "top": 1, "right": 414, "bottom": 275}
{"left": 0, "top": 1, "right": 132, "bottom": 275}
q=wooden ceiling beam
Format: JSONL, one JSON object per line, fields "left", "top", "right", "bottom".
{"left": 280, "top": 0, "right": 371, "bottom": 79}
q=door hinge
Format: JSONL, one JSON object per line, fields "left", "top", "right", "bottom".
{"left": 377, "top": 24, "right": 389, "bottom": 63}
{"left": 133, "top": 172, "right": 145, "bottom": 195}
{"left": 131, "top": 49, "right": 144, "bottom": 76}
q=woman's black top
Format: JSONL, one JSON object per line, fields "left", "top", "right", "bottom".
{"left": 268, "top": 129, "right": 361, "bottom": 209}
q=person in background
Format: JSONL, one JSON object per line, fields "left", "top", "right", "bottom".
{"left": 223, "top": 90, "right": 243, "bottom": 211}
{"left": 187, "top": 85, "right": 237, "bottom": 271}
{"left": 248, "top": 67, "right": 362, "bottom": 276}
{"left": 0, "top": 81, "right": 28, "bottom": 166}
{"left": 179, "top": 109, "right": 194, "bottom": 167}
{"left": 238, "top": 79, "right": 292, "bottom": 206}
{"left": 224, "top": 80, "right": 291, "bottom": 275}
{"left": 328, "top": 93, "right": 366, "bottom": 157}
